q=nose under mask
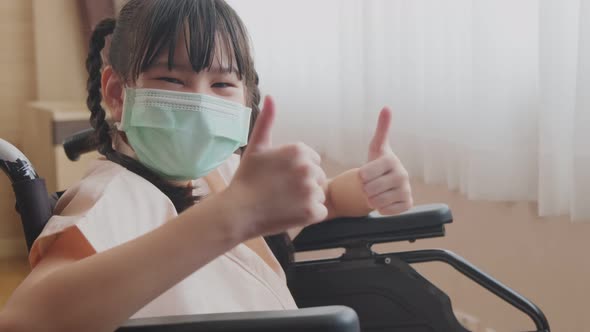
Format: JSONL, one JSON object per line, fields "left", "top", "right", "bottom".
{"left": 117, "top": 88, "right": 252, "bottom": 180}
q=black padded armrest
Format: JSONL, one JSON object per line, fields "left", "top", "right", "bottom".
{"left": 293, "top": 204, "right": 453, "bottom": 252}
{"left": 117, "top": 306, "right": 359, "bottom": 332}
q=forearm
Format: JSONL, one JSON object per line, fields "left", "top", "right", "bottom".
{"left": 324, "top": 168, "right": 372, "bottom": 219}
{"left": 2, "top": 190, "right": 245, "bottom": 332}
{"left": 289, "top": 169, "right": 372, "bottom": 240}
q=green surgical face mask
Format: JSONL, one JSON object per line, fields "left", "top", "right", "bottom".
{"left": 118, "top": 88, "right": 251, "bottom": 180}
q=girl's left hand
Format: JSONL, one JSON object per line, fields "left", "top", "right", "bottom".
{"left": 359, "top": 107, "right": 413, "bottom": 215}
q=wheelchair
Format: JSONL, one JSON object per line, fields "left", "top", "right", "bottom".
{"left": 0, "top": 130, "right": 550, "bottom": 332}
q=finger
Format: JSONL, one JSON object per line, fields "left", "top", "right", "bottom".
{"left": 378, "top": 200, "right": 413, "bottom": 216}
{"left": 359, "top": 154, "right": 401, "bottom": 183}
{"left": 297, "top": 142, "right": 321, "bottom": 165}
{"left": 295, "top": 164, "right": 327, "bottom": 196}
{"left": 309, "top": 181, "right": 327, "bottom": 204}
{"left": 284, "top": 200, "right": 328, "bottom": 227}
{"left": 363, "top": 172, "right": 406, "bottom": 197}
{"left": 308, "top": 147, "right": 322, "bottom": 166}
{"left": 244, "top": 95, "right": 275, "bottom": 155}
{"left": 367, "top": 188, "right": 411, "bottom": 210}
{"left": 306, "top": 202, "right": 329, "bottom": 224}
{"left": 368, "top": 107, "right": 393, "bottom": 161}
{"left": 308, "top": 163, "right": 328, "bottom": 187}
{"left": 280, "top": 143, "right": 321, "bottom": 166}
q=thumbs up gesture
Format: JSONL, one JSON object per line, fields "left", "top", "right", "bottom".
{"left": 359, "top": 107, "right": 413, "bottom": 215}
{"left": 228, "top": 96, "right": 328, "bottom": 239}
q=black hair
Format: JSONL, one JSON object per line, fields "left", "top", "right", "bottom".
{"left": 85, "top": 0, "right": 293, "bottom": 271}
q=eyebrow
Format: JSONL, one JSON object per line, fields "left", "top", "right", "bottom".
{"left": 149, "top": 61, "right": 238, "bottom": 74}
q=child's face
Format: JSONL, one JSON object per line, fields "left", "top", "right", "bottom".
{"left": 135, "top": 32, "right": 246, "bottom": 106}
{"left": 103, "top": 32, "right": 248, "bottom": 125}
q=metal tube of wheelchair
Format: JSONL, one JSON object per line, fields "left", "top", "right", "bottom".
{"left": 0, "top": 138, "right": 38, "bottom": 182}
{"left": 1, "top": 138, "right": 54, "bottom": 251}
{"left": 393, "top": 249, "right": 550, "bottom": 332}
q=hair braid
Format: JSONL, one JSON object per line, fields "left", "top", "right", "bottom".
{"left": 86, "top": 18, "right": 117, "bottom": 156}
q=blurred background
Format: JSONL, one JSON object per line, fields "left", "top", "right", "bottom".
{"left": 1, "top": 0, "right": 589, "bottom": 331}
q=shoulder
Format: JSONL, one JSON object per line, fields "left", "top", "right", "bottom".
{"left": 56, "top": 159, "right": 173, "bottom": 215}
{"left": 40, "top": 159, "right": 177, "bottom": 252}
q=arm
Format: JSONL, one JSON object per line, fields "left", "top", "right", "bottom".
{"left": 289, "top": 107, "right": 414, "bottom": 241}
{"left": 0, "top": 189, "right": 246, "bottom": 332}
{"left": 324, "top": 168, "right": 373, "bottom": 219}
{"left": 288, "top": 168, "right": 372, "bottom": 240}
{"left": 1, "top": 96, "right": 327, "bottom": 332}
{"left": 289, "top": 160, "right": 412, "bottom": 241}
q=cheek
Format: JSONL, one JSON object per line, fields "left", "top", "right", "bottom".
{"left": 231, "top": 88, "right": 247, "bottom": 105}
{"left": 216, "top": 86, "right": 247, "bottom": 105}
{"left": 238, "top": 86, "right": 250, "bottom": 106}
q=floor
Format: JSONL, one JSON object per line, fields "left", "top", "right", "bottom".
{"left": 0, "top": 257, "right": 29, "bottom": 307}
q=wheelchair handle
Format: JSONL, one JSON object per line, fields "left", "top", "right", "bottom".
{"left": 63, "top": 128, "right": 99, "bottom": 161}
{"left": 0, "top": 138, "right": 38, "bottom": 182}
{"left": 0, "top": 138, "right": 53, "bottom": 250}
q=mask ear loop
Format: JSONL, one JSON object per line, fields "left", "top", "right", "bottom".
{"left": 114, "top": 85, "right": 130, "bottom": 132}
{"left": 111, "top": 122, "right": 123, "bottom": 151}
{"left": 111, "top": 97, "right": 124, "bottom": 150}
{"left": 111, "top": 86, "right": 126, "bottom": 150}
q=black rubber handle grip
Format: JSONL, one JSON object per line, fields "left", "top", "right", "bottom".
{"left": 63, "top": 128, "right": 99, "bottom": 161}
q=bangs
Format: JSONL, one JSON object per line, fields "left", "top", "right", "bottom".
{"left": 124, "top": 0, "right": 252, "bottom": 81}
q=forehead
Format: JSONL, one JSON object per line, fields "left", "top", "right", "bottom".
{"left": 150, "top": 29, "right": 237, "bottom": 72}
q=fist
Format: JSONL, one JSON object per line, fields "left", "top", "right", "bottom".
{"left": 230, "top": 96, "right": 328, "bottom": 237}
{"left": 360, "top": 107, "right": 413, "bottom": 215}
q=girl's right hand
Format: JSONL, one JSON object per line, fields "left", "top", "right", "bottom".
{"left": 226, "top": 96, "right": 328, "bottom": 239}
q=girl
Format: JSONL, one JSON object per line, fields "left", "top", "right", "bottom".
{"left": 0, "top": 0, "right": 412, "bottom": 331}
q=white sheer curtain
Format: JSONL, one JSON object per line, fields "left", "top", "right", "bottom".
{"left": 228, "top": 0, "right": 590, "bottom": 221}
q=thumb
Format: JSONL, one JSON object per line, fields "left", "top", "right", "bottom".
{"left": 368, "top": 107, "right": 392, "bottom": 161}
{"left": 244, "top": 95, "right": 275, "bottom": 156}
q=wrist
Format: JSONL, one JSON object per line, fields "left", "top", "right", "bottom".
{"left": 178, "top": 187, "right": 252, "bottom": 246}
{"left": 323, "top": 180, "right": 338, "bottom": 220}
{"left": 328, "top": 168, "right": 373, "bottom": 217}
{"left": 213, "top": 185, "right": 259, "bottom": 242}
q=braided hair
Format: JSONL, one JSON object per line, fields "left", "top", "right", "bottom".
{"left": 85, "top": 18, "right": 196, "bottom": 212}
{"left": 85, "top": 0, "right": 293, "bottom": 270}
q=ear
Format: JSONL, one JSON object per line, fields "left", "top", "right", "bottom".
{"left": 101, "top": 66, "right": 125, "bottom": 122}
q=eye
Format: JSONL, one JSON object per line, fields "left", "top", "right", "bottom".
{"left": 156, "top": 77, "right": 184, "bottom": 85}
{"left": 212, "top": 82, "right": 235, "bottom": 88}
